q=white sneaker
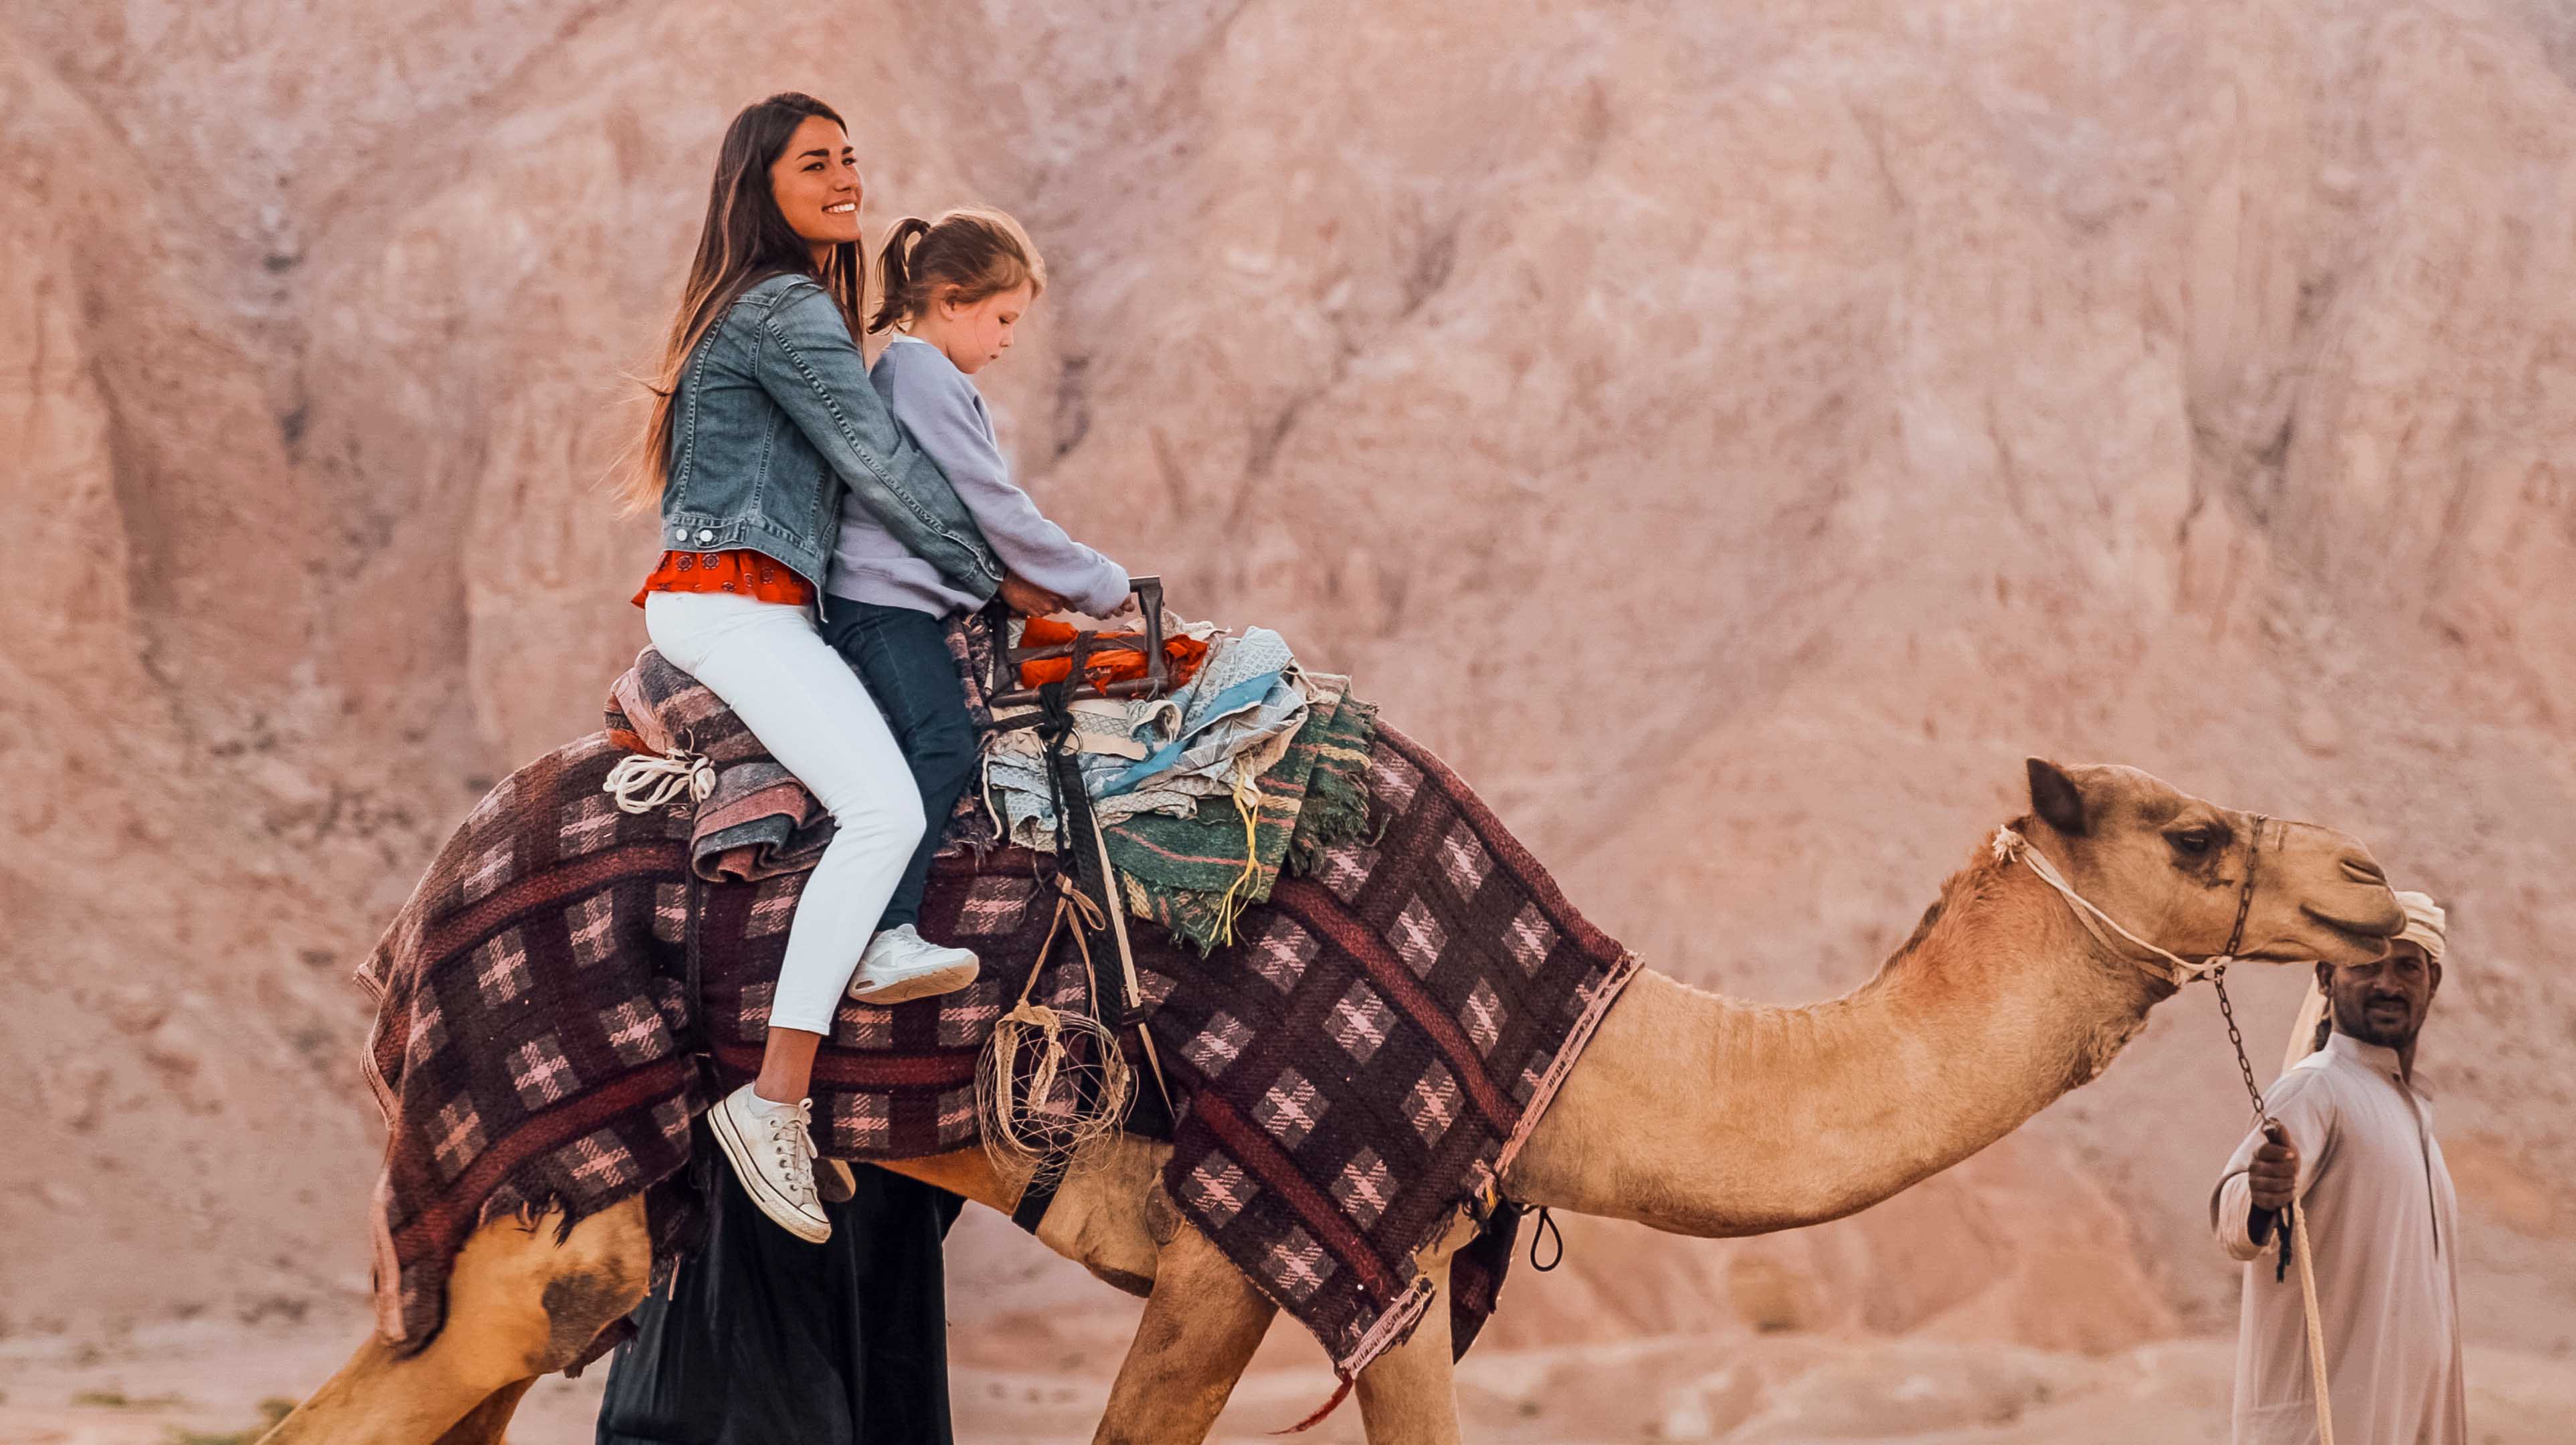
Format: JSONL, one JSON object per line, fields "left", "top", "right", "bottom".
{"left": 846, "top": 925, "right": 980, "bottom": 1004}
{"left": 707, "top": 1085, "right": 830, "bottom": 1243}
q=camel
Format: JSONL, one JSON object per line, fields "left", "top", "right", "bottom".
{"left": 262, "top": 757, "right": 2401, "bottom": 1444}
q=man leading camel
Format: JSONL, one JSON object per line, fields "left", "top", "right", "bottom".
{"left": 2210, "top": 891, "right": 2466, "bottom": 1445}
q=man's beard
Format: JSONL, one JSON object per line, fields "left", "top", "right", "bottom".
{"left": 2334, "top": 996, "right": 2419, "bottom": 1050}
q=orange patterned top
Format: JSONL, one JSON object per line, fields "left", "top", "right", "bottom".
{"left": 630, "top": 549, "right": 815, "bottom": 609}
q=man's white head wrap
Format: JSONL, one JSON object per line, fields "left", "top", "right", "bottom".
{"left": 2282, "top": 890, "right": 2446, "bottom": 1071}
{"left": 2395, "top": 891, "right": 2448, "bottom": 965}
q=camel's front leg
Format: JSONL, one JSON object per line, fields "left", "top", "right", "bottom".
{"left": 259, "top": 1197, "right": 651, "bottom": 1445}
{"left": 1352, "top": 1250, "right": 1462, "bottom": 1445}
{"left": 1092, "top": 1221, "right": 1278, "bottom": 1445}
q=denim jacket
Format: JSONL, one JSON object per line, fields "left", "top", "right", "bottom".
{"left": 658, "top": 271, "right": 1003, "bottom": 600}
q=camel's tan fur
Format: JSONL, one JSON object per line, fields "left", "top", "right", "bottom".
{"left": 263, "top": 761, "right": 2398, "bottom": 1444}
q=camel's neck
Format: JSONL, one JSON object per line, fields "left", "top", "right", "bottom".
{"left": 1502, "top": 840, "right": 2168, "bottom": 1236}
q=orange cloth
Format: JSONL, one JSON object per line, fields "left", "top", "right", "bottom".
{"left": 1016, "top": 616, "right": 1209, "bottom": 692}
{"left": 631, "top": 550, "right": 814, "bottom": 609}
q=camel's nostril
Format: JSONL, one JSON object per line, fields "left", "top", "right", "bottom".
{"left": 2342, "top": 853, "right": 2387, "bottom": 886}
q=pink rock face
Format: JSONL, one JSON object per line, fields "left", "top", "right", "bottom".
{"left": 5, "top": 0, "right": 2574, "bottom": 1361}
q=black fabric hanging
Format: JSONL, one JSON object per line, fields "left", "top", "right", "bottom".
{"left": 595, "top": 1165, "right": 965, "bottom": 1445}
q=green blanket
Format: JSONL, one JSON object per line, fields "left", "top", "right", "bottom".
{"left": 1105, "top": 676, "right": 1378, "bottom": 953}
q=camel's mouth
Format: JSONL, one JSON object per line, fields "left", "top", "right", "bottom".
{"left": 2302, "top": 904, "right": 2399, "bottom": 958}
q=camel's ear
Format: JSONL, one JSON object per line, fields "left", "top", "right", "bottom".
{"left": 2027, "top": 758, "right": 2088, "bottom": 836}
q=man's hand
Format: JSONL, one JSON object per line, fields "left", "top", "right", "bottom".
{"left": 2248, "top": 1123, "right": 2300, "bottom": 1212}
{"left": 998, "top": 573, "right": 1070, "bottom": 617}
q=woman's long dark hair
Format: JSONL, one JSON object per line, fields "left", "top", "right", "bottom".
{"left": 623, "top": 92, "right": 865, "bottom": 511}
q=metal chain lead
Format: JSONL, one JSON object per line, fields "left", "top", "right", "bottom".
{"left": 2214, "top": 835, "right": 2327, "bottom": 1441}
{"left": 2213, "top": 815, "right": 2272, "bottom": 1124}
{"left": 2013, "top": 804, "right": 2320, "bottom": 1428}
{"left": 2211, "top": 966, "right": 2269, "bottom": 1123}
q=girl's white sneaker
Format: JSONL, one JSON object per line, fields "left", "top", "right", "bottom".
{"left": 846, "top": 925, "right": 980, "bottom": 1003}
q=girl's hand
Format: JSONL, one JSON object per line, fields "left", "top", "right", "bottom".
{"left": 999, "top": 573, "right": 1070, "bottom": 617}
{"left": 1104, "top": 589, "right": 1141, "bottom": 619}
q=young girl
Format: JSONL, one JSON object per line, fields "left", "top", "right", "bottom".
{"left": 627, "top": 94, "right": 1015, "bottom": 1244}
{"left": 818, "top": 207, "right": 1137, "bottom": 949}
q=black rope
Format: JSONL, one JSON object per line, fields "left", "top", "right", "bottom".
{"left": 1528, "top": 1205, "right": 1564, "bottom": 1272}
{"left": 1014, "top": 676, "right": 1162, "bottom": 1224}
{"left": 678, "top": 868, "right": 720, "bottom": 1236}
{"left": 670, "top": 718, "right": 715, "bottom": 1063}
{"left": 1032, "top": 678, "right": 1123, "bottom": 965}
{"left": 1033, "top": 680, "right": 1087, "bottom": 877}
{"left": 1028, "top": 674, "right": 1176, "bottom": 1141}
{"left": 682, "top": 870, "right": 709, "bottom": 1057}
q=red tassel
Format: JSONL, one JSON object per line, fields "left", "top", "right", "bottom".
{"left": 1274, "top": 1373, "right": 1356, "bottom": 1434}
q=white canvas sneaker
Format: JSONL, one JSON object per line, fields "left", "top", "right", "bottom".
{"left": 846, "top": 925, "right": 980, "bottom": 1004}
{"left": 707, "top": 1084, "right": 830, "bottom": 1243}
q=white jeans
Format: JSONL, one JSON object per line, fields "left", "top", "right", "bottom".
{"left": 644, "top": 590, "right": 924, "bottom": 1035}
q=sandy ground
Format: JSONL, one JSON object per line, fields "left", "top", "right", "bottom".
{"left": 5, "top": 1301, "right": 2572, "bottom": 1445}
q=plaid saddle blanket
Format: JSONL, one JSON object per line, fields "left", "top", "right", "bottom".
{"left": 358, "top": 721, "right": 1637, "bottom": 1379}
{"left": 1139, "top": 725, "right": 1639, "bottom": 1373}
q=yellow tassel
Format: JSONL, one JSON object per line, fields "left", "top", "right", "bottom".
{"left": 1210, "top": 761, "right": 1264, "bottom": 947}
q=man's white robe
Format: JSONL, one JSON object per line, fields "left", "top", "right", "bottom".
{"left": 2211, "top": 1032, "right": 2467, "bottom": 1445}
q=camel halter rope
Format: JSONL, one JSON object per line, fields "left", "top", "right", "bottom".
{"left": 1991, "top": 818, "right": 2336, "bottom": 1445}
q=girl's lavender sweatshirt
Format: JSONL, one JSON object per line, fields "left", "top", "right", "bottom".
{"left": 825, "top": 332, "right": 1128, "bottom": 617}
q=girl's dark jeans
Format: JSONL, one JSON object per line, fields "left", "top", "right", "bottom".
{"left": 818, "top": 599, "right": 978, "bottom": 931}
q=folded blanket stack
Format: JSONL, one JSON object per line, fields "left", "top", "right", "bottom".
{"left": 1105, "top": 673, "right": 1378, "bottom": 953}
{"left": 982, "top": 624, "right": 1312, "bottom": 849}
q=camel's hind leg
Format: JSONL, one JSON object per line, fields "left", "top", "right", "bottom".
{"left": 1352, "top": 1250, "right": 1465, "bottom": 1445}
{"left": 1091, "top": 1220, "right": 1278, "bottom": 1445}
{"left": 260, "top": 1196, "right": 651, "bottom": 1445}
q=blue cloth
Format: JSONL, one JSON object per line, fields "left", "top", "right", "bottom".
{"left": 1103, "top": 670, "right": 1291, "bottom": 795}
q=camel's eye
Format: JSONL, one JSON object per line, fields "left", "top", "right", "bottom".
{"left": 2167, "top": 828, "right": 2216, "bottom": 857}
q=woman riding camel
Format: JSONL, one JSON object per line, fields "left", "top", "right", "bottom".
{"left": 623, "top": 91, "right": 1069, "bottom": 1243}
{"left": 604, "top": 95, "right": 1141, "bottom": 1443}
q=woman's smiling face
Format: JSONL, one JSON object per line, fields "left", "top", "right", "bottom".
{"left": 768, "top": 114, "right": 862, "bottom": 248}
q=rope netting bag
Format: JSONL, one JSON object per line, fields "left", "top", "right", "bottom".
{"left": 976, "top": 876, "right": 1135, "bottom": 1191}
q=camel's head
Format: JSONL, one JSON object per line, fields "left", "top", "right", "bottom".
{"left": 2021, "top": 759, "right": 2401, "bottom": 972}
